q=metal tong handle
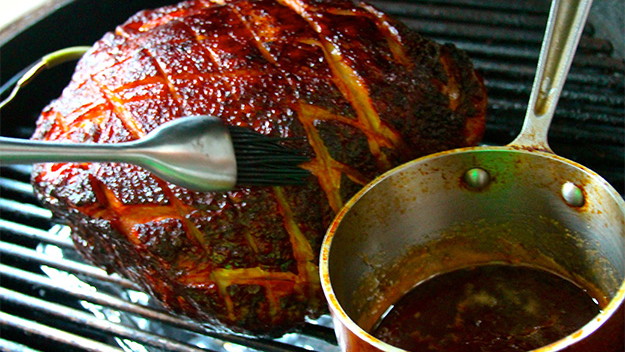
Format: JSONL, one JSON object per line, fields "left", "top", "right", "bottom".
{"left": 511, "top": 0, "right": 593, "bottom": 152}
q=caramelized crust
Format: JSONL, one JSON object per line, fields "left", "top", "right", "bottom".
{"left": 31, "top": 0, "right": 487, "bottom": 335}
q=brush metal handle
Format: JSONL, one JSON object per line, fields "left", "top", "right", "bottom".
{"left": 0, "top": 137, "right": 142, "bottom": 164}
{"left": 0, "top": 116, "right": 238, "bottom": 191}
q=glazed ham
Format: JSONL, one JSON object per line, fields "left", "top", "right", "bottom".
{"left": 30, "top": 0, "right": 487, "bottom": 335}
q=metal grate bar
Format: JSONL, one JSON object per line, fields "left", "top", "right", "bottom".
{"left": 0, "top": 288, "right": 216, "bottom": 352}
{"left": 501, "top": 102, "right": 624, "bottom": 123}
{"left": 0, "top": 219, "right": 74, "bottom": 248}
{"left": 378, "top": 0, "right": 551, "bottom": 14}
{"left": 0, "top": 177, "right": 34, "bottom": 195}
{"left": 484, "top": 79, "right": 625, "bottom": 107}
{"left": 487, "top": 99, "right": 623, "bottom": 126}
{"left": 371, "top": 1, "right": 549, "bottom": 29}
{"left": 442, "top": 39, "right": 625, "bottom": 71}
{"left": 0, "top": 240, "right": 139, "bottom": 290}
{"left": 0, "top": 311, "right": 123, "bottom": 352}
{"left": 405, "top": 18, "right": 543, "bottom": 43}
{"left": 2, "top": 222, "right": 338, "bottom": 351}
{"left": 0, "top": 165, "right": 33, "bottom": 177}
{"left": 0, "top": 337, "right": 42, "bottom": 352}
{"left": 370, "top": 2, "right": 610, "bottom": 53}
{"left": 0, "top": 198, "right": 52, "bottom": 221}
{"left": 0, "top": 264, "right": 322, "bottom": 352}
{"left": 471, "top": 58, "right": 624, "bottom": 87}
{"left": 400, "top": 20, "right": 610, "bottom": 53}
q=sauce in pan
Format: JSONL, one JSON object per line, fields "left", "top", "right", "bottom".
{"left": 371, "top": 264, "right": 601, "bottom": 352}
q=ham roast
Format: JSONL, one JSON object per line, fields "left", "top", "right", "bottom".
{"left": 30, "top": 0, "right": 487, "bottom": 335}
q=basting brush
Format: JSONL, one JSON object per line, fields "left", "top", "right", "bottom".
{"left": 0, "top": 115, "right": 311, "bottom": 191}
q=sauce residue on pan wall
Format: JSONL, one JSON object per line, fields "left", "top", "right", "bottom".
{"left": 371, "top": 264, "right": 601, "bottom": 352}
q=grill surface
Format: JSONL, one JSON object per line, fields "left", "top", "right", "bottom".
{"left": 1, "top": 1, "right": 623, "bottom": 351}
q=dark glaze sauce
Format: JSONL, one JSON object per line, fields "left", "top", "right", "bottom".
{"left": 371, "top": 264, "right": 601, "bottom": 352}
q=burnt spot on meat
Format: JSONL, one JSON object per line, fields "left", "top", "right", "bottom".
{"left": 315, "top": 118, "right": 378, "bottom": 181}
{"left": 134, "top": 218, "right": 194, "bottom": 263}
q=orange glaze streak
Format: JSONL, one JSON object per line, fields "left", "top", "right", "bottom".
{"left": 202, "top": 187, "right": 319, "bottom": 320}
{"left": 299, "top": 103, "right": 402, "bottom": 183}
{"left": 228, "top": 4, "right": 278, "bottom": 65}
{"left": 324, "top": 2, "right": 411, "bottom": 68}
{"left": 117, "top": 62, "right": 266, "bottom": 85}
{"left": 302, "top": 156, "right": 368, "bottom": 194}
{"left": 132, "top": 4, "right": 212, "bottom": 34}
{"left": 153, "top": 18, "right": 221, "bottom": 72}
{"left": 295, "top": 104, "right": 344, "bottom": 212}
{"left": 172, "top": 69, "right": 270, "bottom": 82}
{"left": 243, "top": 232, "right": 260, "bottom": 253}
{"left": 211, "top": 267, "right": 298, "bottom": 320}
{"left": 297, "top": 103, "right": 377, "bottom": 209}
{"left": 302, "top": 103, "right": 384, "bottom": 148}
{"left": 436, "top": 53, "right": 461, "bottom": 112}
{"left": 55, "top": 96, "right": 109, "bottom": 131}
{"left": 143, "top": 49, "right": 186, "bottom": 109}
{"left": 273, "top": 186, "right": 319, "bottom": 295}
{"left": 195, "top": 0, "right": 266, "bottom": 72}
{"left": 78, "top": 185, "right": 187, "bottom": 246}
{"left": 51, "top": 111, "right": 69, "bottom": 134}
{"left": 214, "top": 7, "right": 323, "bottom": 305}
{"left": 273, "top": 0, "right": 403, "bottom": 202}
{"left": 227, "top": 4, "right": 346, "bottom": 210}
{"left": 132, "top": 16, "right": 174, "bottom": 34}
{"left": 358, "top": 3, "right": 413, "bottom": 68}
{"left": 432, "top": 51, "right": 486, "bottom": 146}
{"left": 72, "top": 103, "right": 110, "bottom": 126}
{"left": 93, "top": 77, "right": 145, "bottom": 139}
{"left": 111, "top": 76, "right": 164, "bottom": 93}
{"left": 299, "top": 37, "right": 394, "bottom": 170}
{"left": 332, "top": 161, "right": 369, "bottom": 186}
{"left": 201, "top": 0, "right": 225, "bottom": 5}
{"left": 276, "top": 0, "right": 406, "bottom": 157}
{"left": 197, "top": 39, "right": 224, "bottom": 68}
{"left": 275, "top": 0, "right": 317, "bottom": 30}
{"left": 37, "top": 162, "right": 81, "bottom": 184}
{"left": 155, "top": 179, "right": 212, "bottom": 253}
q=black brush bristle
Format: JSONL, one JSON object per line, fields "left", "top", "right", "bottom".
{"left": 228, "top": 126, "right": 311, "bottom": 186}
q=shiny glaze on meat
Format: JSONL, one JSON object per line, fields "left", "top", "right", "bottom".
{"left": 30, "top": 0, "right": 487, "bottom": 335}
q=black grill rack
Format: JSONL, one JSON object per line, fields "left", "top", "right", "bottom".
{"left": 1, "top": 0, "right": 623, "bottom": 351}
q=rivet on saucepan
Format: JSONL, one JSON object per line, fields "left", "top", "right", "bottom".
{"left": 562, "top": 182, "right": 585, "bottom": 207}
{"left": 463, "top": 168, "right": 490, "bottom": 190}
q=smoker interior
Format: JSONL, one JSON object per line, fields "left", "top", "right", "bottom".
{"left": 1, "top": 0, "right": 623, "bottom": 351}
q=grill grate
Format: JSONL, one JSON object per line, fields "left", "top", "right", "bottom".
{"left": 1, "top": 0, "right": 623, "bottom": 351}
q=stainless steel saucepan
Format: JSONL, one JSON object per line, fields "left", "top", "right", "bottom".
{"left": 320, "top": 0, "right": 624, "bottom": 351}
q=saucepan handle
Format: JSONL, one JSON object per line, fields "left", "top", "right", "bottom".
{"left": 510, "top": 0, "right": 593, "bottom": 152}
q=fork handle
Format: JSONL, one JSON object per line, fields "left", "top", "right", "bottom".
{"left": 0, "top": 137, "right": 140, "bottom": 165}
